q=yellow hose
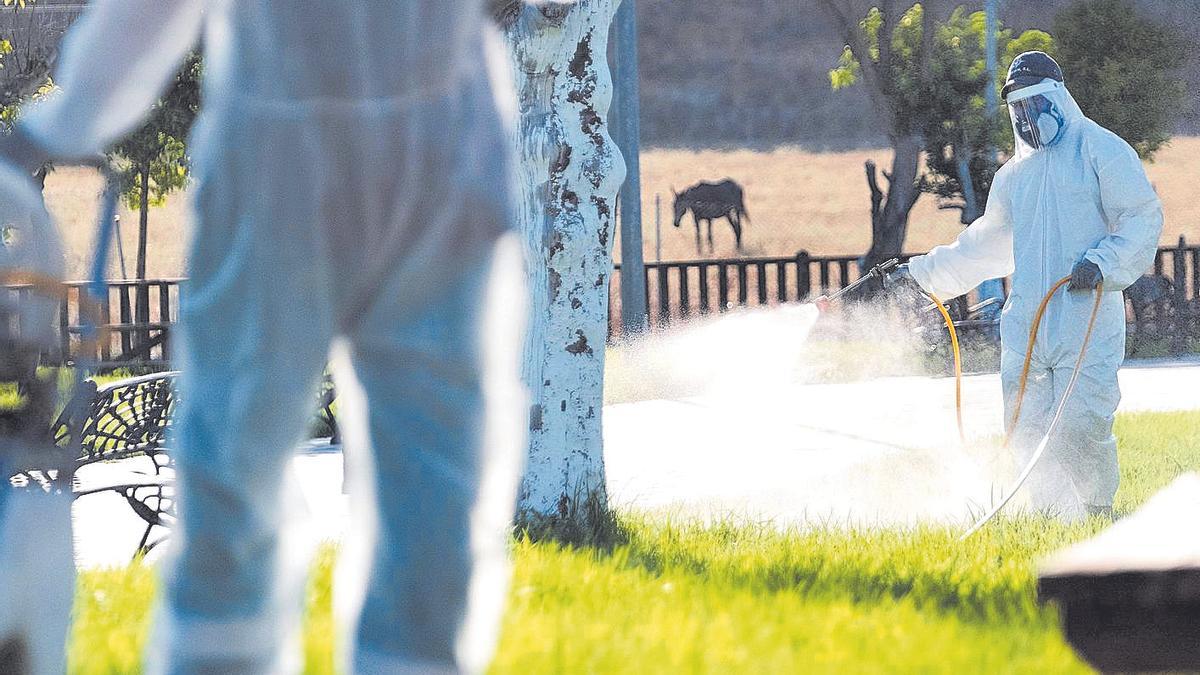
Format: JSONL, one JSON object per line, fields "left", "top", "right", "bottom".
{"left": 960, "top": 277, "right": 1106, "bottom": 539}
{"left": 924, "top": 292, "right": 964, "bottom": 444}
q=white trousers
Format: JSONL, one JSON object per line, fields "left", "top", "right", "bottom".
{"left": 151, "top": 67, "right": 526, "bottom": 674}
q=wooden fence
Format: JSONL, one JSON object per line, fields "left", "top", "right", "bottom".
{"left": 6, "top": 239, "right": 1198, "bottom": 367}
{"left": 611, "top": 236, "right": 1200, "bottom": 348}
{"left": 3, "top": 278, "right": 182, "bottom": 368}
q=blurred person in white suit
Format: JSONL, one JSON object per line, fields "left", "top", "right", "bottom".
{"left": 1, "top": 0, "right": 529, "bottom": 672}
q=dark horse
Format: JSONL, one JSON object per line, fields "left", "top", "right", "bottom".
{"left": 672, "top": 179, "right": 750, "bottom": 254}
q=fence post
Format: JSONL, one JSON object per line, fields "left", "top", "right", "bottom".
{"left": 118, "top": 284, "right": 132, "bottom": 356}
{"left": 678, "top": 265, "right": 691, "bottom": 319}
{"left": 657, "top": 264, "right": 670, "bottom": 327}
{"left": 717, "top": 262, "right": 729, "bottom": 311}
{"left": 1190, "top": 236, "right": 1200, "bottom": 345}
{"left": 795, "top": 250, "right": 811, "bottom": 300}
{"left": 1172, "top": 235, "right": 1188, "bottom": 355}
{"left": 137, "top": 281, "right": 151, "bottom": 357}
{"left": 642, "top": 264, "right": 651, "bottom": 328}
{"left": 58, "top": 291, "right": 70, "bottom": 366}
{"left": 756, "top": 261, "right": 768, "bottom": 305}
{"left": 99, "top": 286, "right": 111, "bottom": 362}
{"left": 159, "top": 281, "right": 172, "bottom": 363}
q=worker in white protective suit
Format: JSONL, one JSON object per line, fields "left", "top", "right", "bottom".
{"left": 4, "top": 1, "right": 528, "bottom": 673}
{"left": 0, "top": 161, "right": 75, "bottom": 675}
{"left": 896, "top": 52, "right": 1163, "bottom": 519}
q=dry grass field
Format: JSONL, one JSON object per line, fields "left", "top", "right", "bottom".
{"left": 47, "top": 137, "right": 1200, "bottom": 279}
{"left": 638, "top": 137, "right": 1200, "bottom": 262}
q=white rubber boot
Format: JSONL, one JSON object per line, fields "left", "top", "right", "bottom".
{"left": 0, "top": 486, "right": 76, "bottom": 675}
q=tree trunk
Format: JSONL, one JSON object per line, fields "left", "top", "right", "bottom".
{"left": 502, "top": 1, "right": 626, "bottom": 532}
{"left": 862, "top": 134, "right": 923, "bottom": 270}
{"left": 136, "top": 166, "right": 149, "bottom": 281}
{"left": 136, "top": 166, "right": 150, "bottom": 351}
{"left": 956, "top": 152, "right": 980, "bottom": 224}
{"left": 819, "top": 0, "right": 937, "bottom": 272}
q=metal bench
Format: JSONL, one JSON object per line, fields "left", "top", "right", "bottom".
{"left": 9, "top": 371, "right": 340, "bottom": 560}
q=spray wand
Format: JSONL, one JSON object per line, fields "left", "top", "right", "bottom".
{"left": 812, "top": 259, "right": 966, "bottom": 443}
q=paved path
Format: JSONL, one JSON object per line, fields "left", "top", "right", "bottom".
{"left": 604, "top": 362, "right": 1200, "bottom": 527}
{"left": 72, "top": 362, "right": 1200, "bottom": 567}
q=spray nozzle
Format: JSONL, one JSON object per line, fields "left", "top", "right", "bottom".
{"left": 814, "top": 258, "right": 902, "bottom": 310}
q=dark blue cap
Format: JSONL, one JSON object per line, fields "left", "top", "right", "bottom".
{"left": 1002, "top": 51, "right": 1064, "bottom": 101}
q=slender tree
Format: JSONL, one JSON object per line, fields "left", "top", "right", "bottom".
{"left": 109, "top": 52, "right": 200, "bottom": 282}
{"left": 108, "top": 52, "right": 199, "bottom": 355}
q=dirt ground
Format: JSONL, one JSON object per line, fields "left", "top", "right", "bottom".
{"left": 47, "top": 137, "right": 1200, "bottom": 279}
{"left": 638, "top": 137, "right": 1200, "bottom": 262}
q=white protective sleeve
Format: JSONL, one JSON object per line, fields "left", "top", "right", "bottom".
{"left": 1084, "top": 140, "right": 1164, "bottom": 291}
{"left": 22, "top": 0, "right": 205, "bottom": 158}
{"left": 908, "top": 169, "right": 1016, "bottom": 300}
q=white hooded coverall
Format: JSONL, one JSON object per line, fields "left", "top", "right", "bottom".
{"left": 23, "top": 1, "right": 527, "bottom": 673}
{"left": 909, "top": 80, "right": 1163, "bottom": 518}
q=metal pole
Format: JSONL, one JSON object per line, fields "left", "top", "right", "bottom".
{"left": 985, "top": 0, "right": 999, "bottom": 153}
{"left": 976, "top": 0, "right": 1005, "bottom": 325}
{"left": 113, "top": 214, "right": 129, "bottom": 279}
{"left": 612, "top": 0, "right": 648, "bottom": 334}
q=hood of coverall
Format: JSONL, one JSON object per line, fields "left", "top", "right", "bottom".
{"left": 1006, "top": 78, "right": 1085, "bottom": 160}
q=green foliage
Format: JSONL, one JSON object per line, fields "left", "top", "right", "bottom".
{"left": 1054, "top": 0, "right": 1190, "bottom": 160}
{"left": 67, "top": 410, "right": 1200, "bottom": 672}
{"left": 0, "top": 0, "right": 53, "bottom": 129}
{"left": 830, "top": 47, "right": 860, "bottom": 91}
{"left": 828, "top": 3, "right": 927, "bottom": 136}
{"left": 921, "top": 9, "right": 1053, "bottom": 219}
{"left": 109, "top": 53, "right": 202, "bottom": 212}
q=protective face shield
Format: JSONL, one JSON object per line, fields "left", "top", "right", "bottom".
{"left": 1007, "top": 79, "right": 1068, "bottom": 155}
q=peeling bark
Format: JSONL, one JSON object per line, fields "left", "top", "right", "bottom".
{"left": 503, "top": 0, "right": 626, "bottom": 523}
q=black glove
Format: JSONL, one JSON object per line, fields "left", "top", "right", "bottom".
{"left": 883, "top": 263, "right": 933, "bottom": 318}
{"left": 1068, "top": 259, "right": 1103, "bottom": 291}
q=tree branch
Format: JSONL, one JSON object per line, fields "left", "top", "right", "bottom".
{"left": 864, "top": 159, "right": 884, "bottom": 230}
{"left": 915, "top": 0, "right": 938, "bottom": 84}
{"left": 818, "top": 0, "right": 893, "bottom": 134}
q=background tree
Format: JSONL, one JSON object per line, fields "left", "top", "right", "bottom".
{"left": 109, "top": 51, "right": 200, "bottom": 283}
{"left": 496, "top": 0, "right": 627, "bottom": 542}
{"left": 1053, "top": 0, "right": 1189, "bottom": 160}
{"left": 0, "top": 0, "right": 58, "bottom": 189}
{"left": 920, "top": 8, "right": 1052, "bottom": 223}
{"left": 0, "top": 0, "right": 54, "bottom": 117}
{"left": 822, "top": 0, "right": 939, "bottom": 270}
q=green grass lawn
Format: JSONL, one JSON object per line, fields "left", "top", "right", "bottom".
{"left": 68, "top": 410, "right": 1200, "bottom": 674}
